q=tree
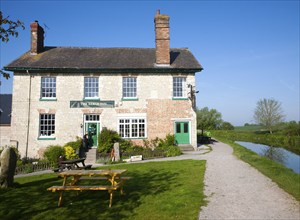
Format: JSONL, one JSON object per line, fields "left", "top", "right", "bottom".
{"left": 253, "top": 98, "right": 284, "bottom": 134}
{"left": 220, "top": 121, "right": 234, "bottom": 130}
{"left": 196, "top": 107, "right": 223, "bottom": 135}
{"left": 0, "top": 11, "right": 25, "bottom": 79}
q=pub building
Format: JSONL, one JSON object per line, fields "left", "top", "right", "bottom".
{"left": 4, "top": 11, "right": 203, "bottom": 158}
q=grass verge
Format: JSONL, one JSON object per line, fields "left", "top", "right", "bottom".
{"left": 0, "top": 160, "right": 206, "bottom": 220}
{"left": 214, "top": 136, "right": 300, "bottom": 201}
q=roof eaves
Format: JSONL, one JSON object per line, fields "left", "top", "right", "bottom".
{"left": 4, "top": 67, "right": 203, "bottom": 73}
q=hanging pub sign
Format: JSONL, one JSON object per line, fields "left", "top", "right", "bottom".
{"left": 70, "top": 100, "right": 115, "bottom": 108}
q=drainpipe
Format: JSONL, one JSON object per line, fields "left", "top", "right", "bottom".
{"left": 25, "top": 70, "right": 32, "bottom": 159}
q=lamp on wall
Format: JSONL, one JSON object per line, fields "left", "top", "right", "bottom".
{"left": 80, "top": 123, "right": 83, "bottom": 128}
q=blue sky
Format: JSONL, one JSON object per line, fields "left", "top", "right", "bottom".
{"left": 1, "top": 0, "right": 299, "bottom": 126}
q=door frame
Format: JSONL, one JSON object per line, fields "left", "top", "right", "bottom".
{"left": 173, "top": 119, "right": 191, "bottom": 145}
{"left": 83, "top": 114, "right": 101, "bottom": 148}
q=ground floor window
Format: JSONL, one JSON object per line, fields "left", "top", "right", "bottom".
{"left": 39, "top": 114, "right": 55, "bottom": 137}
{"left": 119, "top": 118, "right": 146, "bottom": 138}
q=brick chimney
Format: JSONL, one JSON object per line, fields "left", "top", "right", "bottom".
{"left": 30, "top": 21, "right": 44, "bottom": 55}
{"left": 154, "top": 10, "right": 170, "bottom": 66}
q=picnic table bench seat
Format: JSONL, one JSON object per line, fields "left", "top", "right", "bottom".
{"left": 78, "top": 176, "right": 131, "bottom": 182}
{"left": 47, "top": 185, "right": 119, "bottom": 192}
{"left": 47, "top": 183, "right": 121, "bottom": 207}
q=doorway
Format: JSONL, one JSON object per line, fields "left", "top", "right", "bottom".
{"left": 175, "top": 121, "right": 190, "bottom": 144}
{"left": 84, "top": 114, "right": 100, "bottom": 147}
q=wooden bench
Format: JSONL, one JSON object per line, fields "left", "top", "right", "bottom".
{"left": 53, "top": 164, "right": 92, "bottom": 172}
{"left": 77, "top": 176, "right": 131, "bottom": 194}
{"left": 47, "top": 184, "right": 121, "bottom": 207}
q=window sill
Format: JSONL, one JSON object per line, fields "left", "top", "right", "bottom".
{"left": 38, "top": 137, "right": 56, "bottom": 140}
{"left": 122, "top": 98, "right": 139, "bottom": 101}
{"left": 40, "top": 98, "right": 57, "bottom": 101}
{"left": 122, "top": 137, "right": 147, "bottom": 140}
{"left": 172, "top": 97, "right": 189, "bottom": 100}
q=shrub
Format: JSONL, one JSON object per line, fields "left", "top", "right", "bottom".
{"left": 64, "top": 145, "right": 78, "bottom": 160}
{"left": 64, "top": 136, "right": 82, "bottom": 151}
{"left": 119, "top": 139, "right": 134, "bottom": 153}
{"left": 98, "top": 128, "right": 121, "bottom": 153}
{"left": 143, "top": 137, "right": 160, "bottom": 150}
{"left": 156, "top": 134, "right": 182, "bottom": 157}
{"left": 43, "top": 145, "right": 64, "bottom": 166}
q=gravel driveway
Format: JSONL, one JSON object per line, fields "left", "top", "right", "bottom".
{"left": 198, "top": 141, "right": 300, "bottom": 220}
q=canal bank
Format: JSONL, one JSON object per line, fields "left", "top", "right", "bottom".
{"left": 198, "top": 140, "right": 300, "bottom": 219}
{"left": 236, "top": 141, "right": 300, "bottom": 174}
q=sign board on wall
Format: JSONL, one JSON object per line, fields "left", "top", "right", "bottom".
{"left": 70, "top": 100, "right": 115, "bottom": 108}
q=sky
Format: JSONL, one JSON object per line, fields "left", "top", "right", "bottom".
{"left": 0, "top": 0, "right": 299, "bottom": 126}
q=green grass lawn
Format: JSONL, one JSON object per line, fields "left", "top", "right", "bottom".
{"left": 0, "top": 160, "right": 206, "bottom": 220}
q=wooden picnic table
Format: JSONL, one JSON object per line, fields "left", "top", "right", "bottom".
{"left": 47, "top": 169, "right": 129, "bottom": 207}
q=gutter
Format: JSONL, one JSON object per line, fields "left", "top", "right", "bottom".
{"left": 4, "top": 67, "right": 203, "bottom": 74}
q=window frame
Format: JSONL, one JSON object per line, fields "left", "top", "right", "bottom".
{"left": 84, "top": 77, "right": 99, "bottom": 99}
{"left": 173, "top": 77, "right": 187, "bottom": 98}
{"left": 39, "top": 113, "right": 55, "bottom": 139}
{"left": 118, "top": 117, "right": 146, "bottom": 139}
{"left": 122, "top": 77, "right": 137, "bottom": 99}
{"left": 40, "top": 77, "right": 57, "bottom": 100}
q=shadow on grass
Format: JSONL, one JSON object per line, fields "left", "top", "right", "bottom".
{"left": 0, "top": 168, "right": 180, "bottom": 220}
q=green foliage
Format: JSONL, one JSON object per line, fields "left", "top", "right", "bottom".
{"left": 97, "top": 128, "right": 121, "bottom": 153}
{"left": 212, "top": 130, "right": 300, "bottom": 155}
{"left": 43, "top": 145, "right": 65, "bottom": 166}
{"left": 275, "top": 121, "right": 300, "bottom": 136}
{"left": 143, "top": 137, "right": 160, "bottom": 149}
{"left": 220, "top": 121, "right": 234, "bottom": 130}
{"left": 196, "top": 107, "right": 223, "bottom": 134}
{"left": 0, "top": 11, "right": 25, "bottom": 42}
{"left": 0, "top": 11, "right": 25, "bottom": 79}
{"left": 64, "top": 146, "right": 78, "bottom": 160}
{"left": 156, "top": 134, "right": 182, "bottom": 157}
{"left": 63, "top": 136, "right": 82, "bottom": 151}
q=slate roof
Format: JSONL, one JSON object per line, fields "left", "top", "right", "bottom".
{"left": 0, "top": 94, "right": 12, "bottom": 125}
{"left": 4, "top": 47, "right": 203, "bottom": 73}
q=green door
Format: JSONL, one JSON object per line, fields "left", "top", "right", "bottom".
{"left": 85, "top": 123, "right": 99, "bottom": 147}
{"left": 175, "top": 122, "right": 190, "bottom": 144}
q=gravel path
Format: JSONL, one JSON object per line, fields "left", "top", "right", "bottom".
{"left": 198, "top": 141, "right": 300, "bottom": 220}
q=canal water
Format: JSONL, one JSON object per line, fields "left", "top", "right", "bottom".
{"left": 235, "top": 141, "right": 300, "bottom": 174}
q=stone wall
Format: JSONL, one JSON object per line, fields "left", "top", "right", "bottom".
{"left": 0, "top": 126, "right": 11, "bottom": 147}
{"left": 11, "top": 72, "right": 197, "bottom": 158}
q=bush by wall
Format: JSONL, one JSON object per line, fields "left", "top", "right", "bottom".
{"left": 97, "top": 128, "right": 121, "bottom": 153}
{"left": 64, "top": 137, "right": 82, "bottom": 151}
{"left": 43, "top": 145, "right": 65, "bottom": 167}
{"left": 64, "top": 146, "right": 78, "bottom": 160}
